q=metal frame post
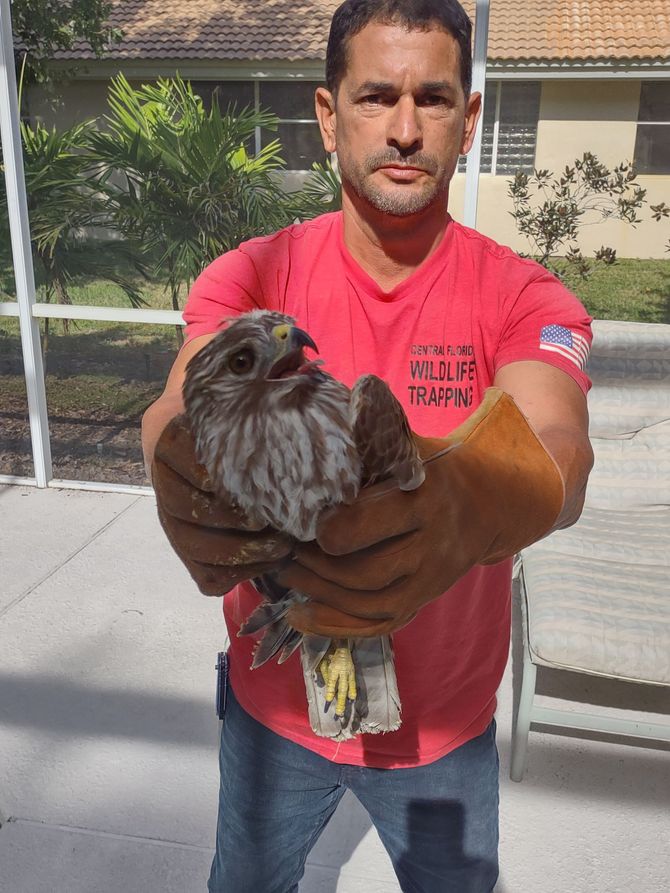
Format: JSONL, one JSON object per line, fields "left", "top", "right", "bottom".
{"left": 0, "top": 0, "right": 52, "bottom": 485}
{"left": 463, "top": 0, "right": 491, "bottom": 229}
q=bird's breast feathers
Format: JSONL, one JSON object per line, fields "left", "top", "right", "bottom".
{"left": 210, "top": 384, "right": 361, "bottom": 541}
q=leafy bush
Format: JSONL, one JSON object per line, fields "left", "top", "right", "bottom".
{"left": 11, "top": 0, "right": 122, "bottom": 85}
{"left": 508, "top": 153, "right": 651, "bottom": 285}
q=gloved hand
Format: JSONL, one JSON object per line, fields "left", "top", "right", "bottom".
{"left": 153, "top": 414, "right": 293, "bottom": 595}
{"left": 278, "top": 389, "right": 565, "bottom": 637}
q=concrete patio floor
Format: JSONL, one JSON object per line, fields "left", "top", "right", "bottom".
{"left": 0, "top": 484, "right": 668, "bottom": 893}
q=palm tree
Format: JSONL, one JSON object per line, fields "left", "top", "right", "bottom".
{"left": 90, "top": 74, "right": 297, "bottom": 342}
{"left": 289, "top": 159, "right": 342, "bottom": 219}
{"left": 0, "top": 117, "right": 146, "bottom": 356}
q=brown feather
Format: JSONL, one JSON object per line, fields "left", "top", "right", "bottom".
{"left": 350, "top": 374, "right": 425, "bottom": 491}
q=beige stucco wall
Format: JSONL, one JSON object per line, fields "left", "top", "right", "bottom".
{"left": 451, "top": 79, "right": 670, "bottom": 258}
{"left": 537, "top": 79, "right": 640, "bottom": 168}
{"left": 451, "top": 173, "right": 670, "bottom": 259}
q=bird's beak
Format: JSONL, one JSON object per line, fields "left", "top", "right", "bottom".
{"left": 272, "top": 323, "right": 318, "bottom": 354}
{"left": 268, "top": 324, "right": 320, "bottom": 379}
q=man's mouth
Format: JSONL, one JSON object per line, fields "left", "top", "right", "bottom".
{"left": 378, "top": 165, "right": 427, "bottom": 181}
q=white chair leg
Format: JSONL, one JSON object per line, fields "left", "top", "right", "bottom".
{"left": 510, "top": 643, "right": 537, "bottom": 782}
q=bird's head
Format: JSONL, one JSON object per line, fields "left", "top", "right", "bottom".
{"left": 183, "top": 310, "right": 324, "bottom": 411}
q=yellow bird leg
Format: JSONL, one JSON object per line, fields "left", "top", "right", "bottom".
{"left": 320, "top": 639, "right": 356, "bottom": 717}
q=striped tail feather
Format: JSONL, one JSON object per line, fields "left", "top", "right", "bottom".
{"left": 300, "top": 634, "right": 401, "bottom": 740}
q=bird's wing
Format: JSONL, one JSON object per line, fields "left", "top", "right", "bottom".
{"left": 350, "top": 374, "right": 425, "bottom": 491}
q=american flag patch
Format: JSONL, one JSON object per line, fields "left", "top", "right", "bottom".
{"left": 539, "top": 325, "right": 590, "bottom": 370}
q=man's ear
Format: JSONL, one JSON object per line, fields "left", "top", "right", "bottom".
{"left": 315, "top": 86, "right": 337, "bottom": 154}
{"left": 459, "top": 91, "right": 482, "bottom": 155}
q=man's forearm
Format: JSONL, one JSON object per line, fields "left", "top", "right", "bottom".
{"left": 536, "top": 424, "right": 594, "bottom": 532}
{"left": 141, "top": 332, "right": 219, "bottom": 480}
{"left": 141, "top": 394, "right": 185, "bottom": 481}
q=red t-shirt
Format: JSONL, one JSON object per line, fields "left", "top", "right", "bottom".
{"left": 183, "top": 212, "right": 592, "bottom": 768}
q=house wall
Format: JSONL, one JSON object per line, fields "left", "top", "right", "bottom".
{"left": 28, "top": 81, "right": 111, "bottom": 127}
{"left": 450, "top": 79, "right": 670, "bottom": 258}
{"left": 29, "top": 77, "right": 670, "bottom": 259}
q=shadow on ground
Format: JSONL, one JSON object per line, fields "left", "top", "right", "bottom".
{"left": 0, "top": 672, "right": 216, "bottom": 747}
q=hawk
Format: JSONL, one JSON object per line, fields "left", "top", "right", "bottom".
{"left": 182, "top": 309, "right": 424, "bottom": 739}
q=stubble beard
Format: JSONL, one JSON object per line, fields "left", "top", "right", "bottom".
{"left": 340, "top": 149, "right": 452, "bottom": 217}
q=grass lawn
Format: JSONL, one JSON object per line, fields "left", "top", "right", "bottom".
{"left": 0, "top": 268, "right": 183, "bottom": 482}
{"left": 557, "top": 258, "right": 670, "bottom": 324}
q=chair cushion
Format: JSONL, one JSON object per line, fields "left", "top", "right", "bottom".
{"left": 589, "top": 319, "right": 670, "bottom": 382}
{"left": 520, "top": 507, "right": 670, "bottom": 685}
{"left": 586, "top": 378, "right": 670, "bottom": 509}
{"left": 586, "top": 423, "right": 670, "bottom": 510}
{"left": 588, "top": 381, "right": 670, "bottom": 437}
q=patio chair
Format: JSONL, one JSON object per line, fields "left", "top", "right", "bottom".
{"left": 510, "top": 319, "right": 670, "bottom": 782}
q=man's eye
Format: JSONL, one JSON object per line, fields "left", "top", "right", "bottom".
{"left": 362, "top": 94, "right": 382, "bottom": 104}
{"left": 228, "top": 348, "right": 255, "bottom": 374}
{"left": 421, "top": 95, "right": 447, "bottom": 106}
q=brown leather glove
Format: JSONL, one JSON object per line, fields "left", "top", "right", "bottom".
{"left": 153, "top": 414, "right": 293, "bottom": 595}
{"left": 278, "top": 388, "right": 565, "bottom": 637}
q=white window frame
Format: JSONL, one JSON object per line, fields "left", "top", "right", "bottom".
{"left": 254, "top": 79, "right": 322, "bottom": 172}
{"left": 459, "top": 80, "right": 540, "bottom": 176}
{"left": 634, "top": 81, "right": 670, "bottom": 175}
{"left": 489, "top": 83, "right": 503, "bottom": 175}
{"left": 192, "top": 78, "right": 323, "bottom": 171}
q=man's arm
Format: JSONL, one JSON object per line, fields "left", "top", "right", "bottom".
{"left": 141, "top": 333, "right": 216, "bottom": 480}
{"left": 493, "top": 360, "right": 594, "bottom": 531}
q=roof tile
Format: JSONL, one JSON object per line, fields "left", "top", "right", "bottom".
{"left": 54, "top": 0, "right": 670, "bottom": 63}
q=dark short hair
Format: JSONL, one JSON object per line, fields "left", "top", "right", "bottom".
{"left": 326, "top": 0, "right": 473, "bottom": 96}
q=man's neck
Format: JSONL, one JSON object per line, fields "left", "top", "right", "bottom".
{"left": 341, "top": 190, "right": 450, "bottom": 293}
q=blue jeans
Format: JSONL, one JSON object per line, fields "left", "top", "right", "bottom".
{"left": 208, "top": 685, "right": 499, "bottom": 893}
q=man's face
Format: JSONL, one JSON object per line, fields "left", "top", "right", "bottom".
{"left": 316, "top": 22, "right": 480, "bottom": 217}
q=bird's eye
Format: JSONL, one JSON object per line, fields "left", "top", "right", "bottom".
{"left": 228, "top": 348, "right": 255, "bottom": 374}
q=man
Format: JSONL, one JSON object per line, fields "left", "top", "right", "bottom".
{"left": 142, "top": 1, "right": 594, "bottom": 890}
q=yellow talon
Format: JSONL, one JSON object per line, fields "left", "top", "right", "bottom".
{"left": 318, "top": 656, "right": 331, "bottom": 686}
{"left": 319, "top": 641, "right": 356, "bottom": 717}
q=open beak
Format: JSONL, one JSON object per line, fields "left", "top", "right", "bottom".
{"left": 267, "top": 324, "right": 320, "bottom": 379}
{"left": 286, "top": 326, "right": 318, "bottom": 353}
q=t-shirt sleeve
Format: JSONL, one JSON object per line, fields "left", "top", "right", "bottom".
{"left": 494, "top": 267, "right": 593, "bottom": 394}
{"left": 182, "top": 247, "right": 263, "bottom": 343}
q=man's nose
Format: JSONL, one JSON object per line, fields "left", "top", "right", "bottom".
{"left": 387, "top": 95, "right": 422, "bottom": 154}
